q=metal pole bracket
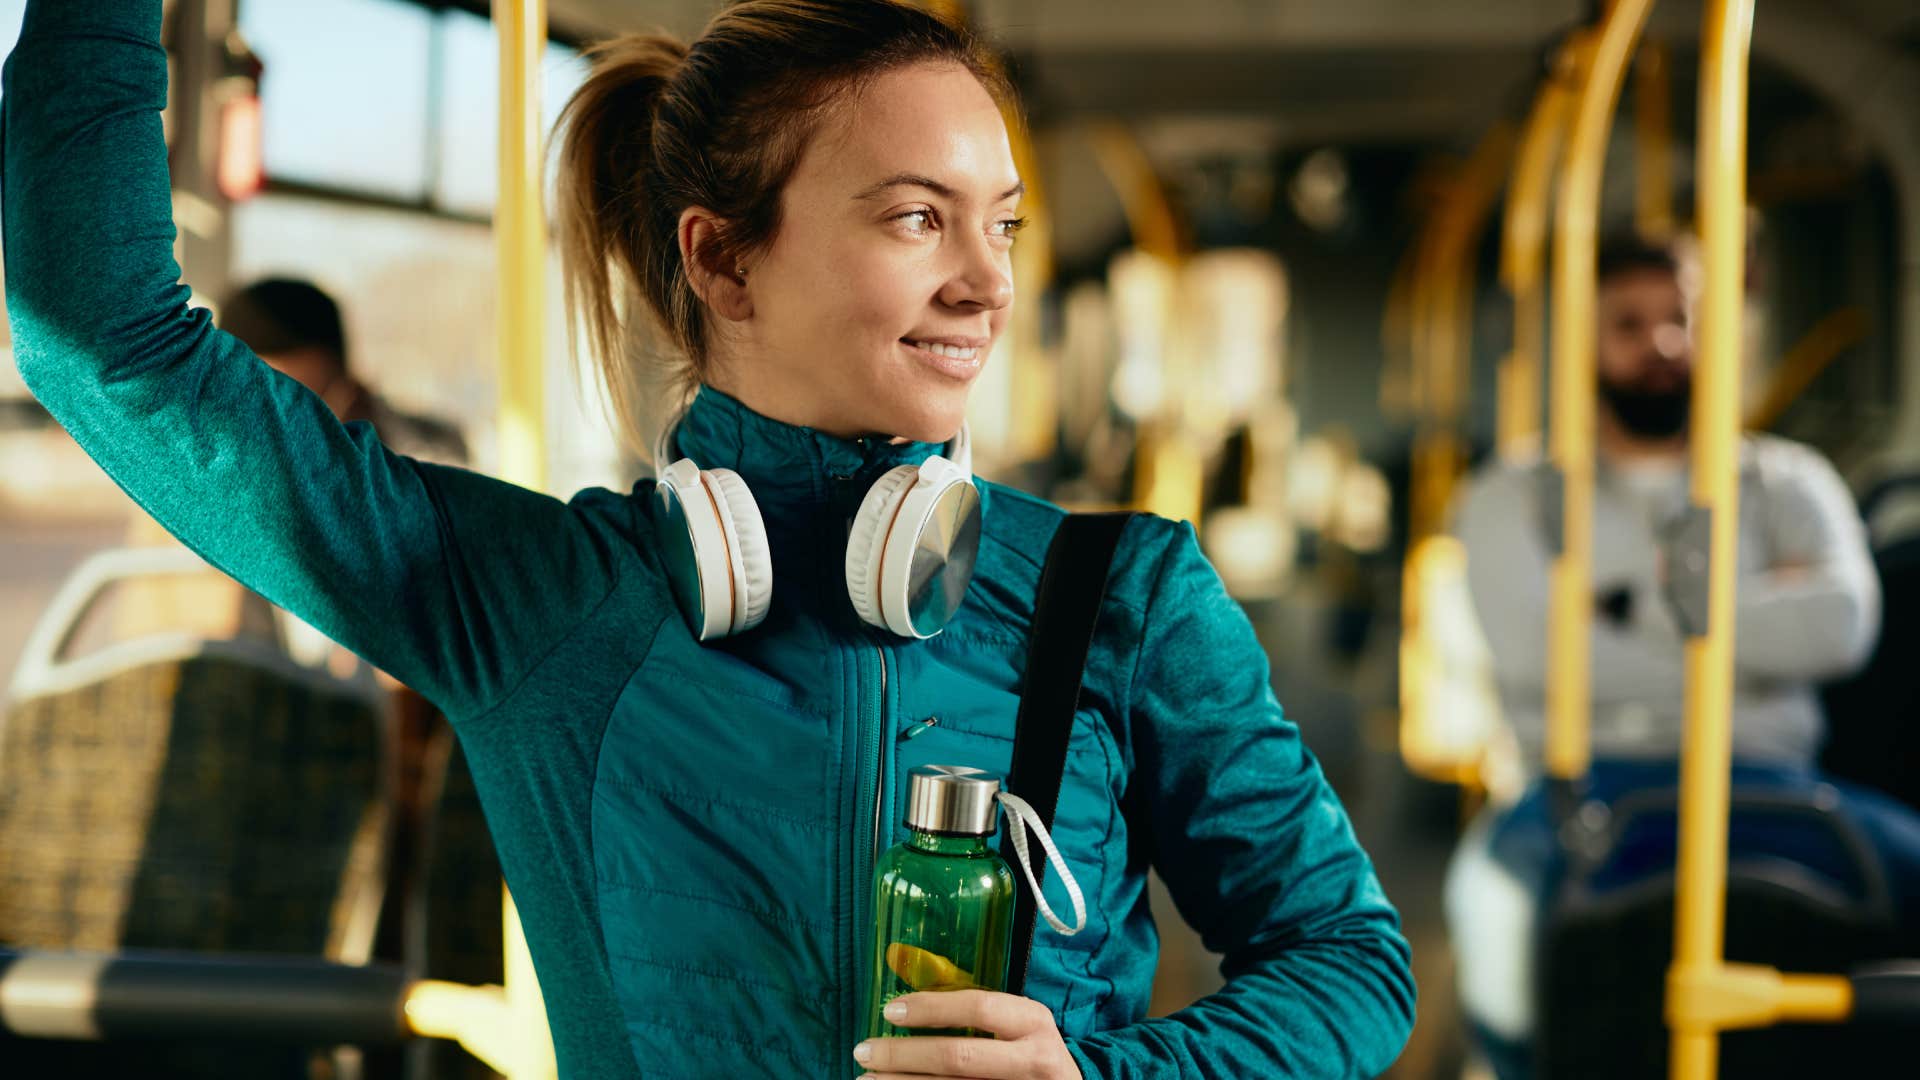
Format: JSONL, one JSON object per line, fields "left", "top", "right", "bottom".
{"left": 1665, "top": 504, "right": 1714, "bottom": 637}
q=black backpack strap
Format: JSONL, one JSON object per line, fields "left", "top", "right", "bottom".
{"left": 1001, "top": 511, "right": 1135, "bottom": 995}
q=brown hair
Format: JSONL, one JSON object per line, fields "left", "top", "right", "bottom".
{"left": 1597, "top": 233, "right": 1683, "bottom": 289}
{"left": 553, "top": 0, "right": 1013, "bottom": 453}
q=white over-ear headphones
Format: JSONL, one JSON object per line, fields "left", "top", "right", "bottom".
{"left": 653, "top": 425, "right": 981, "bottom": 641}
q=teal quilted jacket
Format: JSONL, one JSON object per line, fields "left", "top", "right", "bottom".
{"left": 2, "top": 3, "right": 1414, "bottom": 1076}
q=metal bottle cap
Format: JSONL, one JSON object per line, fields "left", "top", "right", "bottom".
{"left": 905, "top": 765, "right": 1001, "bottom": 836}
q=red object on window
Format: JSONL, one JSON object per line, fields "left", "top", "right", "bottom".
{"left": 217, "top": 94, "right": 264, "bottom": 202}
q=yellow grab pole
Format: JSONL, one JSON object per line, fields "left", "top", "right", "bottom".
{"left": 406, "top": 981, "right": 521, "bottom": 1073}
{"left": 1407, "top": 222, "right": 1445, "bottom": 543}
{"left": 1500, "top": 37, "right": 1588, "bottom": 457}
{"left": 1087, "top": 121, "right": 1199, "bottom": 520}
{"left": 1396, "top": 128, "right": 1510, "bottom": 787}
{"left": 496, "top": 0, "right": 548, "bottom": 493}
{"left": 1087, "top": 120, "right": 1185, "bottom": 265}
{"left": 399, "top": 890, "right": 558, "bottom": 1075}
{"left": 1636, "top": 39, "right": 1676, "bottom": 241}
{"left": 921, "top": 1, "right": 1056, "bottom": 463}
{"left": 1431, "top": 127, "right": 1517, "bottom": 431}
{"left": 1545, "top": 0, "right": 1656, "bottom": 784}
{"left": 1004, "top": 106, "right": 1056, "bottom": 461}
{"left": 1744, "top": 306, "right": 1870, "bottom": 431}
{"left": 1667, "top": 1, "right": 1755, "bottom": 1075}
{"left": 1407, "top": 129, "right": 1514, "bottom": 544}
{"left": 1662, "top": 9, "right": 1869, "bottom": 1042}
{"left": 493, "top": 3, "right": 557, "bottom": 1077}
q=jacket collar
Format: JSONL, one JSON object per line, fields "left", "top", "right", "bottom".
{"left": 666, "top": 385, "right": 945, "bottom": 529}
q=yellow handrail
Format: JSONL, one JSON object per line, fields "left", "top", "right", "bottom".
{"left": 1744, "top": 306, "right": 1870, "bottom": 431}
{"left": 1087, "top": 120, "right": 1186, "bottom": 266}
{"left": 1498, "top": 36, "right": 1587, "bottom": 458}
{"left": 404, "top": 888, "right": 557, "bottom": 1077}
{"left": 1658, "top": 1, "right": 1863, "bottom": 1073}
{"left": 1083, "top": 120, "right": 1200, "bottom": 521}
{"left": 1667, "top": 4, "right": 1755, "bottom": 1067}
{"left": 918, "top": 1, "right": 1056, "bottom": 465}
{"left": 1003, "top": 103, "right": 1057, "bottom": 463}
{"left": 1408, "top": 127, "right": 1516, "bottom": 544}
{"left": 1635, "top": 39, "right": 1676, "bottom": 241}
{"left": 496, "top": 0, "right": 548, "bottom": 495}
{"left": 1544, "top": 0, "right": 1656, "bottom": 784}
{"left": 1660, "top": 0, "right": 1872, "bottom": 1068}
{"left": 1396, "top": 125, "right": 1513, "bottom": 787}
{"left": 483, "top": 2, "right": 559, "bottom": 1076}
{"left": 1380, "top": 248, "right": 1418, "bottom": 418}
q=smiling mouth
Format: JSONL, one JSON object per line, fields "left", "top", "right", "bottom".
{"left": 901, "top": 338, "right": 983, "bottom": 361}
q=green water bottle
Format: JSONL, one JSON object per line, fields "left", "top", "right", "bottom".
{"left": 866, "top": 765, "right": 1016, "bottom": 1038}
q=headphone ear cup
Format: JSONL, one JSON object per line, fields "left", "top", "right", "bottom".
{"left": 704, "top": 467, "right": 773, "bottom": 633}
{"left": 845, "top": 465, "right": 919, "bottom": 631}
{"left": 656, "top": 460, "right": 736, "bottom": 641}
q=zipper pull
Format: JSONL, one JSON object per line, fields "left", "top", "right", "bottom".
{"left": 900, "top": 715, "right": 941, "bottom": 741}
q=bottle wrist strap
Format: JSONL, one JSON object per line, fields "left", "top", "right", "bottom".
{"left": 996, "top": 791, "right": 1087, "bottom": 936}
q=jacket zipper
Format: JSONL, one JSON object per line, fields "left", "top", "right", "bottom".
{"left": 871, "top": 642, "right": 890, "bottom": 862}
{"left": 850, "top": 635, "right": 891, "bottom": 1053}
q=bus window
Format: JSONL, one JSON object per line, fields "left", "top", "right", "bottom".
{"left": 432, "top": 7, "right": 588, "bottom": 217}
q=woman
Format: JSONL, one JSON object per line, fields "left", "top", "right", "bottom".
{"left": 2, "top": 1, "right": 1414, "bottom": 1077}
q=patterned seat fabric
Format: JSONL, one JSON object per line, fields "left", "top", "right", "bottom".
{"left": 0, "top": 651, "right": 390, "bottom": 1078}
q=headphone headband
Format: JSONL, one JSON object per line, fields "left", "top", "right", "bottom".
{"left": 944, "top": 423, "right": 973, "bottom": 476}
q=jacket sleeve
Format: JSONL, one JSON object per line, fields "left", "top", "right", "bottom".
{"left": 1730, "top": 443, "right": 1880, "bottom": 681}
{"left": 1066, "top": 521, "right": 1416, "bottom": 1079}
{"left": 1, "top": 0, "right": 622, "bottom": 720}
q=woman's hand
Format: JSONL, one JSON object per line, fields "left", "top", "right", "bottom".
{"left": 853, "top": 990, "right": 1081, "bottom": 1079}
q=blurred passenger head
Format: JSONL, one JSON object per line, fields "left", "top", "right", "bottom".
{"left": 221, "top": 277, "right": 356, "bottom": 416}
{"left": 1595, "top": 235, "right": 1697, "bottom": 442}
{"left": 554, "top": 0, "right": 1021, "bottom": 454}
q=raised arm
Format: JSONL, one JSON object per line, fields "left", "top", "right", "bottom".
{"left": 1066, "top": 522, "right": 1416, "bottom": 1079}
{"left": 1, "top": 0, "right": 623, "bottom": 719}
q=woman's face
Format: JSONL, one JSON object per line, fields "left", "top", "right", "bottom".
{"left": 715, "top": 61, "right": 1022, "bottom": 444}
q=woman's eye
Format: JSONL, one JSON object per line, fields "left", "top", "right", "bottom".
{"left": 992, "top": 216, "right": 1030, "bottom": 241}
{"left": 894, "top": 210, "right": 934, "bottom": 234}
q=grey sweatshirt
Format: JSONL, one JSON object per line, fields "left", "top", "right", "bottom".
{"left": 1454, "top": 434, "right": 1881, "bottom": 769}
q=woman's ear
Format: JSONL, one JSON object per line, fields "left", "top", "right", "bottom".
{"left": 678, "top": 206, "right": 753, "bottom": 322}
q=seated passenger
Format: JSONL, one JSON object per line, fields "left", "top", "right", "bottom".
{"left": 220, "top": 277, "right": 471, "bottom": 467}
{"left": 1461, "top": 235, "right": 1879, "bottom": 768}
{"left": 1445, "top": 234, "right": 1920, "bottom": 1072}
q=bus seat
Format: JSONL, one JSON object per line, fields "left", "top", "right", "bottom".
{"left": 1822, "top": 473, "right": 1920, "bottom": 813}
{"left": 1535, "top": 786, "right": 1909, "bottom": 1078}
{"left": 0, "top": 546, "right": 393, "bottom": 1076}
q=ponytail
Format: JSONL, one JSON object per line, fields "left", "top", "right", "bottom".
{"left": 555, "top": 34, "right": 691, "bottom": 458}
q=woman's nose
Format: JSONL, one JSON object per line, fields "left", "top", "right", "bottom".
{"left": 938, "top": 235, "right": 1013, "bottom": 311}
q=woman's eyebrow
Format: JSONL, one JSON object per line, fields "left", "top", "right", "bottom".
{"left": 853, "top": 173, "right": 1026, "bottom": 204}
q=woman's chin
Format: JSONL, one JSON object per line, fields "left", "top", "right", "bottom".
{"left": 874, "top": 395, "right": 970, "bottom": 445}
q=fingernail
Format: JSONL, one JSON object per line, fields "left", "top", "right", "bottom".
{"left": 884, "top": 999, "right": 908, "bottom": 1023}
{"left": 853, "top": 1041, "right": 873, "bottom": 1064}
